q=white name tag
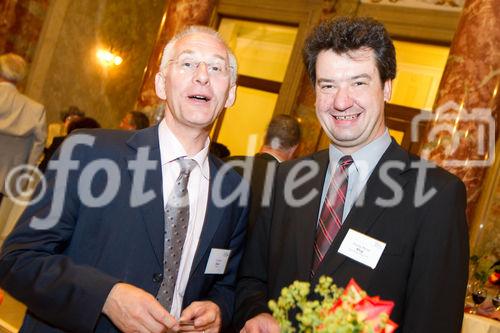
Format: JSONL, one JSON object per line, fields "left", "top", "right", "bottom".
{"left": 204, "top": 248, "right": 231, "bottom": 274}
{"left": 338, "top": 229, "right": 386, "bottom": 269}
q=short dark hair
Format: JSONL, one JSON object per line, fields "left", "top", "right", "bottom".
{"left": 210, "top": 142, "right": 231, "bottom": 159}
{"left": 60, "top": 106, "right": 85, "bottom": 122}
{"left": 303, "top": 16, "right": 396, "bottom": 85}
{"left": 129, "top": 111, "right": 150, "bottom": 130}
{"left": 264, "top": 114, "right": 301, "bottom": 150}
{"left": 67, "top": 117, "right": 100, "bottom": 134}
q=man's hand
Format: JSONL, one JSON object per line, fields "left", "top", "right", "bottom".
{"left": 178, "top": 301, "right": 221, "bottom": 333}
{"left": 102, "top": 283, "right": 177, "bottom": 333}
{"left": 240, "top": 313, "right": 280, "bottom": 333}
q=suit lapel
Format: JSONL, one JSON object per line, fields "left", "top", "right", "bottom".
{"left": 314, "top": 141, "right": 410, "bottom": 280}
{"left": 125, "top": 126, "right": 164, "bottom": 266}
{"left": 294, "top": 150, "right": 330, "bottom": 281}
{"left": 190, "top": 156, "right": 225, "bottom": 275}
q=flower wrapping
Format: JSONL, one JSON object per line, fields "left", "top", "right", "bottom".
{"left": 345, "top": 279, "right": 397, "bottom": 333}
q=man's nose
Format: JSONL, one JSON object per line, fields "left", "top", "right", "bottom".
{"left": 333, "top": 86, "right": 354, "bottom": 111}
{"left": 193, "top": 62, "right": 209, "bottom": 85}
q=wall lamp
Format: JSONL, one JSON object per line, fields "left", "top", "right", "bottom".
{"left": 96, "top": 48, "right": 123, "bottom": 67}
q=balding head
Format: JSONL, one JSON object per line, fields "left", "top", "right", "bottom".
{"left": 159, "top": 25, "right": 238, "bottom": 85}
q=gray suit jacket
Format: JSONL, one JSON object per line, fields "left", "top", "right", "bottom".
{"left": 0, "top": 82, "right": 46, "bottom": 194}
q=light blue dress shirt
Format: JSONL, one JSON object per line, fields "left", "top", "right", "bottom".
{"left": 318, "top": 129, "right": 392, "bottom": 224}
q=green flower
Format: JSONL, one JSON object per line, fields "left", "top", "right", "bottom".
{"left": 269, "top": 277, "right": 383, "bottom": 333}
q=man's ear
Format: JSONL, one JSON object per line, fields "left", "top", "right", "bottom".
{"left": 224, "top": 84, "right": 237, "bottom": 108}
{"left": 383, "top": 79, "right": 392, "bottom": 102}
{"left": 155, "top": 72, "right": 167, "bottom": 100}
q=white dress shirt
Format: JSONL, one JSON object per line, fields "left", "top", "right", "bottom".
{"left": 158, "top": 119, "right": 210, "bottom": 318}
{"left": 319, "top": 129, "right": 392, "bottom": 223}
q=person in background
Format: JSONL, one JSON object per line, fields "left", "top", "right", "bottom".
{"left": 39, "top": 116, "right": 101, "bottom": 173}
{"left": 235, "top": 16, "right": 468, "bottom": 333}
{"left": 0, "top": 25, "right": 247, "bottom": 333}
{"left": 119, "top": 110, "right": 150, "bottom": 131}
{"left": 0, "top": 53, "right": 46, "bottom": 205}
{"left": 139, "top": 89, "right": 166, "bottom": 126}
{"left": 46, "top": 105, "right": 84, "bottom": 147}
{"left": 256, "top": 115, "right": 301, "bottom": 164}
{"left": 60, "top": 106, "right": 85, "bottom": 134}
{"left": 227, "top": 114, "right": 301, "bottom": 230}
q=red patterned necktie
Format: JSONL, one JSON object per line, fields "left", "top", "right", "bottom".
{"left": 311, "top": 155, "right": 354, "bottom": 276}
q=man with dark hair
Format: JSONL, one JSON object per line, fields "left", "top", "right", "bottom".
{"left": 302, "top": 16, "right": 396, "bottom": 85}
{"left": 119, "top": 110, "right": 150, "bottom": 130}
{"left": 60, "top": 106, "right": 85, "bottom": 126}
{"left": 228, "top": 114, "right": 301, "bottom": 230}
{"left": 46, "top": 106, "right": 84, "bottom": 148}
{"left": 39, "top": 117, "right": 101, "bottom": 173}
{"left": 235, "top": 16, "right": 468, "bottom": 333}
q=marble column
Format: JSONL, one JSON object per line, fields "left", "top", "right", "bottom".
{"left": 136, "top": 0, "right": 216, "bottom": 123}
{"left": 419, "top": 0, "right": 500, "bottom": 223}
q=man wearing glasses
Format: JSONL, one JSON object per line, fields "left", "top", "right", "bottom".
{"left": 0, "top": 26, "right": 248, "bottom": 333}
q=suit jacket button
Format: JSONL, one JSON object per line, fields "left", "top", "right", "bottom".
{"left": 152, "top": 273, "right": 163, "bottom": 283}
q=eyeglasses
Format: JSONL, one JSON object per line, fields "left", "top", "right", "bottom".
{"left": 168, "top": 57, "right": 232, "bottom": 77}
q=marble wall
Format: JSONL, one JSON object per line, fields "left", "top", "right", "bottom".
{"left": 0, "top": 0, "right": 49, "bottom": 92}
{"left": 0, "top": 0, "right": 49, "bottom": 60}
{"left": 27, "top": 0, "right": 166, "bottom": 128}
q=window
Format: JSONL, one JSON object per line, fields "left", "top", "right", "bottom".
{"left": 213, "top": 18, "right": 298, "bottom": 156}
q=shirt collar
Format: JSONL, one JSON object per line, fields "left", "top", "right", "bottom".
{"left": 328, "top": 129, "right": 392, "bottom": 174}
{"left": 158, "top": 119, "right": 210, "bottom": 180}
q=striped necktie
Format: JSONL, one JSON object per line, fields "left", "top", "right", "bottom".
{"left": 311, "top": 155, "right": 353, "bottom": 276}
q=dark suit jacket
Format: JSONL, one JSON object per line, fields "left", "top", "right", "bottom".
{"left": 226, "top": 153, "right": 278, "bottom": 231}
{"left": 0, "top": 126, "right": 249, "bottom": 333}
{"left": 234, "top": 141, "right": 469, "bottom": 333}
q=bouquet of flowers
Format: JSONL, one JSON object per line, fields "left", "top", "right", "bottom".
{"left": 269, "top": 276, "right": 397, "bottom": 333}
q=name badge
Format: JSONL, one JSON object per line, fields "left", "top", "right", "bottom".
{"left": 338, "top": 229, "right": 386, "bottom": 269}
{"left": 205, "top": 248, "right": 231, "bottom": 274}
